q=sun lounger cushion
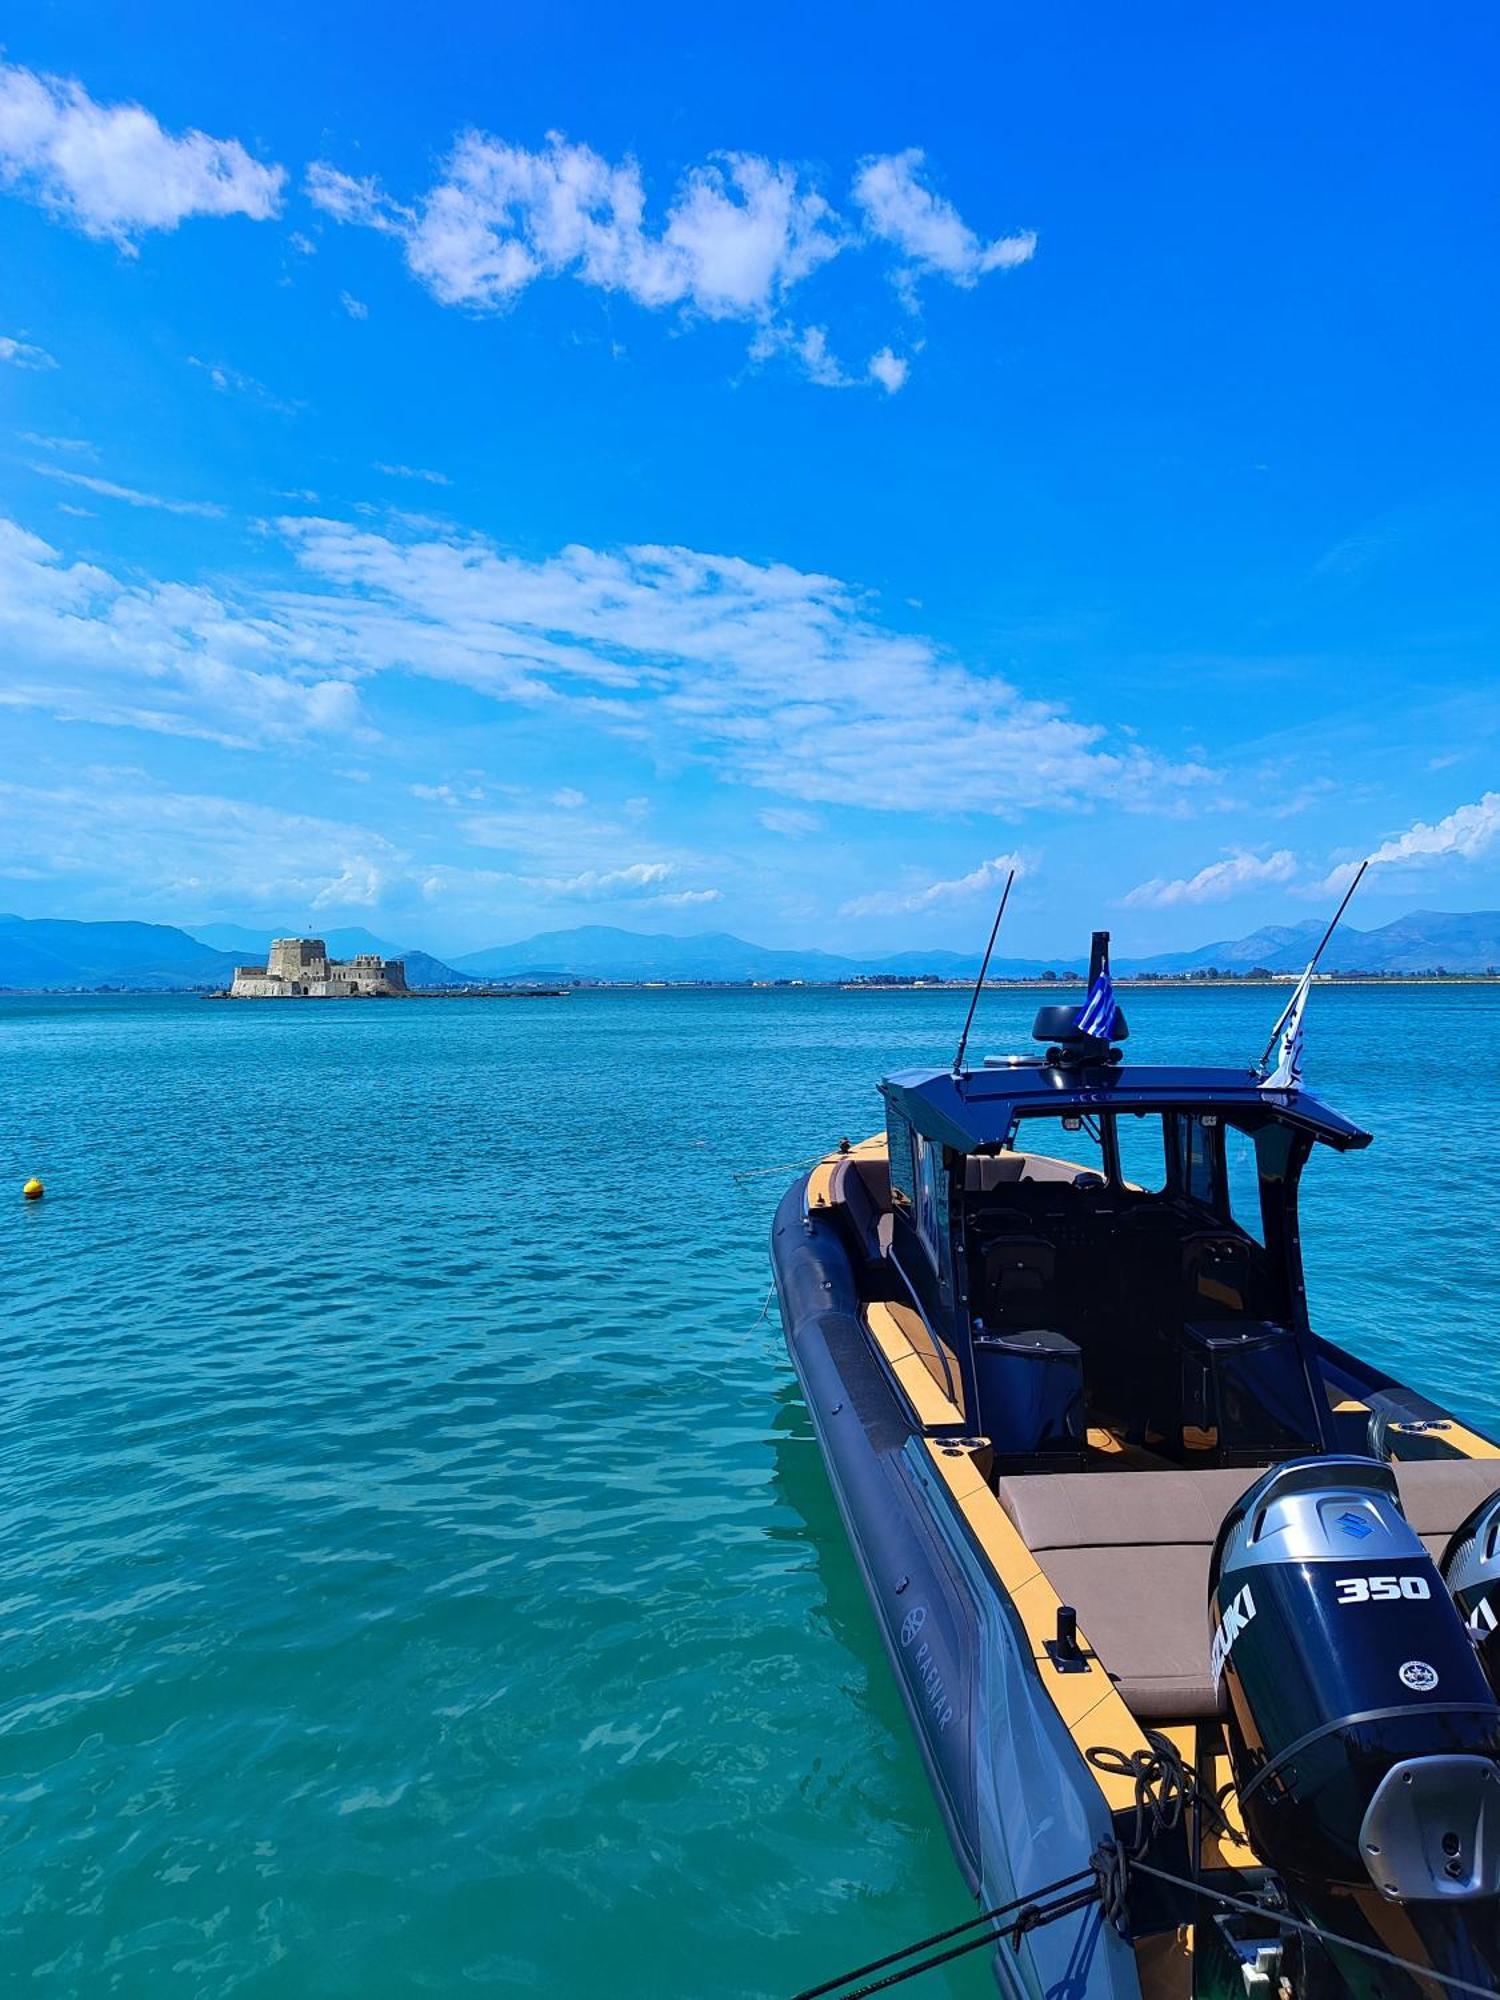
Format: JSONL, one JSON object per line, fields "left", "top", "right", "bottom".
{"left": 993, "top": 1459, "right": 1500, "bottom": 1722}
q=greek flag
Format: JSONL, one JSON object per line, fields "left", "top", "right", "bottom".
{"left": 1260, "top": 968, "right": 1310, "bottom": 1092}
{"left": 1076, "top": 967, "right": 1118, "bottom": 1040}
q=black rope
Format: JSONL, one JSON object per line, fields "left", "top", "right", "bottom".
{"left": 1086, "top": 1725, "right": 1231, "bottom": 1884}
{"left": 1088, "top": 1733, "right": 1498, "bottom": 1992}
{"left": 830, "top": 1883, "right": 1102, "bottom": 2000}
{"left": 788, "top": 1868, "right": 1095, "bottom": 2000}
{"left": 1123, "top": 1853, "right": 1500, "bottom": 2000}
{"left": 793, "top": 1821, "right": 1500, "bottom": 2000}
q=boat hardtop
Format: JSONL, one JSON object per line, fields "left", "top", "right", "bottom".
{"left": 773, "top": 934, "right": 1500, "bottom": 2000}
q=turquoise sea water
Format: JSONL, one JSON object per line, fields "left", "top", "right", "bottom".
{"left": 3, "top": 984, "right": 1498, "bottom": 1998}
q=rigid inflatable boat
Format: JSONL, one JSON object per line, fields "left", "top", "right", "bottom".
{"left": 773, "top": 935, "right": 1500, "bottom": 2000}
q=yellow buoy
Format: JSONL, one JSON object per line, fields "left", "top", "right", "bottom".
{"left": 22, "top": 1177, "right": 43, "bottom": 1201}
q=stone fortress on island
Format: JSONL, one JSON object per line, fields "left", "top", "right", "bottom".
{"left": 229, "top": 937, "right": 408, "bottom": 999}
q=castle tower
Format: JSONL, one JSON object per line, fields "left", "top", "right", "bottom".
{"left": 268, "top": 937, "right": 331, "bottom": 984}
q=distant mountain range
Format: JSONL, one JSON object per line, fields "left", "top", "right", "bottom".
{"left": 1122, "top": 910, "right": 1500, "bottom": 977}
{"left": 1, "top": 909, "right": 1497, "bottom": 992}
{"left": 452, "top": 925, "right": 899, "bottom": 983}
{"left": 453, "top": 912, "right": 1500, "bottom": 981}
{"left": 0, "top": 917, "right": 474, "bottom": 992}
{"left": 0, "top": 917, "right": 240, "bottom": 992}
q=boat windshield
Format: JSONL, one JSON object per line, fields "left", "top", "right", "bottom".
{"left": 960, "top": 1103, "right": 1310, "bottom": 1460}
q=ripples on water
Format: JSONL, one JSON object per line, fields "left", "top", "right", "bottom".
{"left": 1, "top": 985, "right": 1496, "bottom": 1996}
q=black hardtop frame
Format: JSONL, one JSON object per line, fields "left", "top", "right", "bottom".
{"left": 879, "top": 1061, "right": 1372, "bottom": 1157}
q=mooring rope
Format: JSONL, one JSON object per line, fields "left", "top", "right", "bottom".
{"left": 791, "top": 1813, "right": 1500, "bottom": 1999}
{"left": 731, "top": 1153, "right": 835, "bottom": 1184}
{"left": 788, "top": 1869, "right": 1096, "bottom": 2000}
{"left": 1086, "top": 1727, "right": 1232, "bottom": 1864}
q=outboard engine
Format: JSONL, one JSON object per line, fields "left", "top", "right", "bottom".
{"left": 1441, "top": 1488, "right": 1500, "bottom": 1690}
{"left": 1210, "top": 1457, "right": 1500, "bottom": 1997}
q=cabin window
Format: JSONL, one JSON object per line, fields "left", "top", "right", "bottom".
{"left": 1224, "top": 1124, "right": 1267, "bottom": 1245}
{"left": 1111, "top": 1110, "right": 1168, "bottom": 1194}
{"left": 1168, "top": 1112, "right": 1221, "bottom": 1210}
{"left": 887, "top": 1108, "right": 916, "bottom": 1210}
{"left": 913, "top": 1132, "right": 943, "bottom": 1263}
{"left": 1006, "top": 1114, "right": 1107, "bottom": 1186}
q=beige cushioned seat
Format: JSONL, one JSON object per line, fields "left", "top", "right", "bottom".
{"left": 994, "top": 1459, "right": 1500, "bottom": 1722}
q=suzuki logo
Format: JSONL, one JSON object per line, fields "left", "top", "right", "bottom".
{"left": 1210, "top": 1583, "right": 1257, "bottom": 1688}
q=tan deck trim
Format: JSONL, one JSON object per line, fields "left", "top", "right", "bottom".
{"left": 1389, "top": 1418, "right": 1500, "bottom": 1462}
{"left": 1199, "top": 1745, "right": 1255, "bottom": 1870}
{"left": 924, "top": 1439, "right": 1152, "bottom": 1813}
{"left": 866, "top": 1301, "right": 964, "bottom": 1428}
{"left": 1321, "top": 1371, "right": 1500, "bottom": 1461}
{"left": 805, "top": 1132, "right": 886, "bottom": 1212}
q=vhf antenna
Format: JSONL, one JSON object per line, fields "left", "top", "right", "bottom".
{"left": 951, "top": 867, "right": 1017, "bottom": 1077}
{"left": 1254, "top": 857, "right": 1369, "bottom": 1073}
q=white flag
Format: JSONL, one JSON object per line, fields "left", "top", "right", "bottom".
{"left": 1260, "top": 968, "right": 1311, "bottom": 1092}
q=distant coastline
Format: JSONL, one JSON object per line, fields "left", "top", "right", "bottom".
{"left": 6, "top": 972, "right": 1499, "bottom": 998}
{"left": 3, "top": 909, "right": 1499, "bottom": 994}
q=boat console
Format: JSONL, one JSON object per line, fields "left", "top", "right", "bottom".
{"left": 1180, "top": 1317, "right": 1327, "bottom": 1463}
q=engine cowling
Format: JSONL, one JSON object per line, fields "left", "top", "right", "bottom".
{"left": 1209, "top": 1457, "right": 1500, "bottom": 1906}
{"left": 1441, "top": 1488, "right": 1500, "bottom": 1692}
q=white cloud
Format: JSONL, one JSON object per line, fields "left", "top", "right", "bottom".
{"left": 374, "top": 462, "right": 450, "bottom": 485}
{"left": 440, "top": 793, "right": 723, "bottom": 910}
{"left": 0, "top": 760, "right": 716, "bottom": 931}
{"left": 535, "top": 860, "right": 673, "bottom": 898}
{"left": 782, "top": 324, "right": 854, "bottom": 388}
{"left": 30, "top": 463, "right": 225, "bottom": 518}
{"left": 0, "top": 503, "right": 1210, "bottom": 820}
{"left": 1321, "top": 792, "right": 1500, "bottom": 890}
{"left": 0, "top": 516, "right": 364, "bottom": 749}
{"left": 853, "top": 149, "right": 1036, "bottom": 298}
{"left": 309, "top": 136, "right": 842, "bottom": 328}
{"left": 340, "top": 291, "right": 369, "bottom": 319}
{"left": 310, "top": 861, "right": 385, "bottom": 908}
{"left": 303, "top": 165, "right": 395, "bottom": 232}
{"left": 0, "top": 773, "right": 400, "bottom": 916}
{"left": 759, "top": 805, "right": 821, "bottom": 837}
{"left": 270, "top": 515, "right": 1212, "bottom": 817}
{"left": 439, "top": 828, "right": 712, "bottom": 906}
{"left": 0, "top": 60, "right": 284, "bottom": 248}
{"left": 1124, "top": 849, "right": 1298, "bottom": 908}
{"left": 0, "top": 334, "right": 56, "bottom": 369}
{"left": 750, "top": 321, "right": 911, "bottom": 394}
{"left": 19, "top": 431, "right": 93, "bottom": 453}
{"left": 656, "top": 886, "right": 722, "bottom": 906}
{"left": 867, "top": 346, "right": 909, "bottom": 394}
{"left": 840, "top": 852, "right": 1025, "bottom": 918}
{"left": 306, "top": 134, "right": 1035, "bottom": 386}
{"left": 187, "top": 355, "right": 299, "bottom": 414}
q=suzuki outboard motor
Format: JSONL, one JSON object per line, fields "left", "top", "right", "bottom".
{"left": 1210, "top": 1458, "right": 1500, "bottom": 1998}
{"left": 1441, "top": 1488, "right": 1500, "bottom": 1690}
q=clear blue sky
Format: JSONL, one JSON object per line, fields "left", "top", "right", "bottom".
{"left": 2, "top": 3, "right": 1497, "bottom": 956}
